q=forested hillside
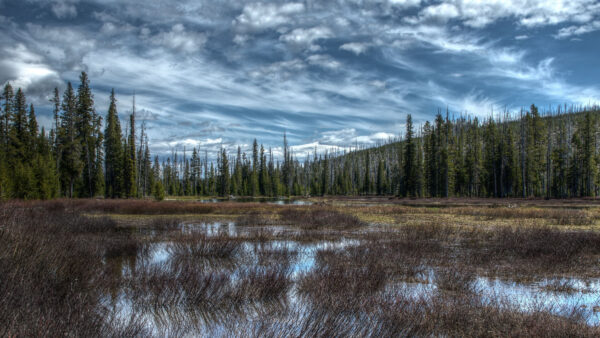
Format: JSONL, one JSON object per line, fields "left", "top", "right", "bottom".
{"left": 1, "top": 73, "right": 599, "bottom": 199}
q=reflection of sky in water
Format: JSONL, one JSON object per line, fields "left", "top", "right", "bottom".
{"left": 107, "top": 220, "right": 600, "bottom": 334}
{"left": 170, "top": 197, "right": 313, "bottom": 205}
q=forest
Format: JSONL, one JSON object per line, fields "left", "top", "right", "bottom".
{"left": 1, "top": 72, "right": 599, "bottom": 200}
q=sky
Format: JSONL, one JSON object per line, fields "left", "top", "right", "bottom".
{"left": 1, "top": 0, "right": 600, "bottom": 159}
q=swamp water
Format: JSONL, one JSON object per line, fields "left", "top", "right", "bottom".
{"left": 102, "top": 221, "right": 600, "bottom": 335}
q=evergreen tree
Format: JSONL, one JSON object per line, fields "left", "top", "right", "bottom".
{"left": 551, "top": 116, "right": 568, "bottom": 197}
{"left": 124, "top": 111, "right": 137, "bottom": 198}
{"left": 76, "top": 72, "right": 100, "bottom": 197}
{"left": 377, "top": 159, "right": 387, "bottom": 195}
{"left": 9, "top": 88, "right": 28, "bottom": 162}
{"left": 1, "top": 83, "right": 14, "bottom": 155}
{"left": 403, "top": 114, "right": 417, "bottom": 197}
{"left": 364, "top": 150, "right": 371, "bottom": 195}
{"left": 321, "top": 152, "right": 329, "bottom": 196}
{"left": 104, "top": 89, "right": 124, "bottom": 198}
{"left": 58, "top": 82, "right": 82, "bottom": 197}
{"left": 464, "top": 118, "right": 481, "bottom": 196}
{"left": 259, "top": 144, "right": 270, "bottom": 195}
{"left": 250, "top": 139, "right": 259, "bottom": 196}
{"left": 27, "top": 104, "right": 38, "bottom": 156}
{"left": 218, "top": 148, "right": 230, "bottom": 196}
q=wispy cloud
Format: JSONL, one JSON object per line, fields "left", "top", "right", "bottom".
{"left": 1, "top": 0, "right": 599, "bottom": 159}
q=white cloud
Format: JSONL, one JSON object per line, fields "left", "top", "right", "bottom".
{"left": 269, "top": 129, "right": 397, "bottom": 160}
{"left": 0, "top": 44, "right": 61, "bottom": 100}
{"left": 233, "top": 34, "right": 249, "bottom": 45}
{"left": 235, "top": 2, "right": 304, "bottom": 31}
{"left": 340, "top": 42, "right": 370, "bottom": 55}
{"left": 420, "top": 3, "right": 459, "bottom": 22}
{"left": 51, "top": 0, "right": 77, "bottom": 19}
{"left": 488, "top": 49, "right": 525, "bottom": 65}
{"left": 7, "top": 0, "right": 600, "bottom": 157}
{"left": 485, "top": 57, "right": 600, "bottom": 105}
{"left": 413, "top": 0, "right": 600, "bottom": 29}
{"left": 279, "top": 26, "right": 332, "bottom": 50}
{"left": 370, "top": 80, "right": 387, "bottom": 89}
{"left": 493, "top": 57, "right": 554, "bottom": 82}
{"left": 249, "top": 59, "right": 306, "bottom": 79}
{"left": 386, "top": 24, "right": 484, "bottom": 54}
{"left": 307, "top": 54, "right": 340, "bottom": 69}
{"left": 318, "top": 128, "right": 396, "bottom": 147}
{"left": 389, "top": 0, "right": 422, "bottom": 7}
{"left": 148, "top": 24, "right": 207, "bottom": 53}
{"left": 556, "top": 21, "right": 600, "bottom": 39}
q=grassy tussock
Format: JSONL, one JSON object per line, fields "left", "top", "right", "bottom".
{"left": 453, "top": 206, "right": 593, "bottom": 225}
{"left": 0, "top": 203, "right": 146, "bottom": 336}
{"left": 168, "top": 232, "right": 241, "bottom": 259}
{"left": 280, "top": 207, "right": 365, "bottom": 229}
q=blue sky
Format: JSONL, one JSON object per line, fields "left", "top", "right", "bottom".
{"left": 1, "top": 0, "right": 600, "bottom": 159}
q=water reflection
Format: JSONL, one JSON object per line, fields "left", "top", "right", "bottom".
{"left": 192, "top": 197, "right": 313, "bottom": 205}
{"left": 102, "top": 220, "right": 600, "bottom": 335}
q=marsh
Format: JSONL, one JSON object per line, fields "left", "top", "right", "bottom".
{"left": 2, "top": 198, "right": 600, "bottom": 336}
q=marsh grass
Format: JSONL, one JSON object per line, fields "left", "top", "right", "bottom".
{"left": 434, "top": 266, "right": 477, "bottom": 293}
{"left": 280, "top": 207, "right": 365, "bottom": 229}
{"left": 453, "top": 206, "right": 594, "bottom": 225}
{"left": 0, "top": 203, "right": 146, "bottom": 337}
{"left": 237, "top": 211, "right": 272, "bottom": 226}
{"left": 3, "top": 198, "right": 600, "bottom": 336}
{"left": 168, "top": 232, "right": 241, "bottom": 259}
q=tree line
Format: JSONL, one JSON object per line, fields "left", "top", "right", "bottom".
{"left": 1, "top": 72, "right": 600, "bottom": 200}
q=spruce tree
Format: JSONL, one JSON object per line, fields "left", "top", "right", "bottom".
{"left": 9, "top": 88, "right": 28, "bottom": 162}
{"left": 104, "top": 89, "right": 124, "bottom": 198}
{"left": 321, "top": 152, "right": 329, "bottom": 196}
{"left": 259, "top": 144, "right": 270, "bottom": 195}
{"left": 364, "top": 150, "right": 371, "bottom": 195}
{"left": 250, "top": 139, "right": 259, "bottom": 196}
{"left": 403, "top": 114, "right": 416, "bottom": 197}
{"left": 58, "top": 82, "right": 82, "bottom": 197}
{"left": 76, "top": 72, "right": 99, "bottom": 197}
{"left": 218, "top": 148, "right": 230, "bottom": 196}
{"left": 377, "top": 159, "right": 386, "bottom": 195}
{"left": 27, "top": 104, "right": 38, "bottom": 156}
{"left": 551, "top": 116, "right": 568, "bottom": 197}
{"left": 1, "top": 84, "right": 14, "bottom": 155}
{"left": 124, "top": 111, "right": 137, "bottom": 198}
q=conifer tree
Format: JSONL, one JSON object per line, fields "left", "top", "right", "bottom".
{"left": 551, "top": 116, "right": 568, "bottom": 197}
{"left": 403, "top": 114, "right": 417, "bottom": 197}
{"left": 1, "top": 84, "right": 14, "bottom": 155}
{"left": 321, "top": 152, "right": 329, "bottom": 196}
{"left": 124, "top": 110, "right": 137, "bottom": 198}
{"left": 232, "top": 146, "right": 242, "bottom": 196}
{"left": 377, "top": 159, "right": 386, "bottom": 195}
{"left": 27, "top": 104, "right": 38, "bottom": 156}
{"left": 76, "top": 72, "right": 100, "bottom": 197}
{"left": 218, "top": 148, "right": 230, "bottom": 196}
{"left": 364, "top": 150, "right": 371, "bottom": 195}
{"left": 104, "top": 89, "right": 124, "bottom": 198}
{"left": 250, "top": 139, "right": 259, "bottom": 196}
{"left": 9, "top": 88, "right": 28, "bottom": 162}
{"left": 58, "top": 82, "right": 82, "bottom": 197}
{"left": 464, "top": 118, "right": 481, "bottom": 196}
{"left": 259, "top": 144, "right": 270, "bottom": 195}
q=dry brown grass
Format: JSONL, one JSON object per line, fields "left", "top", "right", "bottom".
{"left": 3, "top": 198, "right": 600, "bottom": 336}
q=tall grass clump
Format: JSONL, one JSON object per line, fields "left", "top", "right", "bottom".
{"left": 0, "top": 202, "right": 146, "bottom": 336}
{"left": 280, "top": 207, "right": 365, "bottom": 229}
